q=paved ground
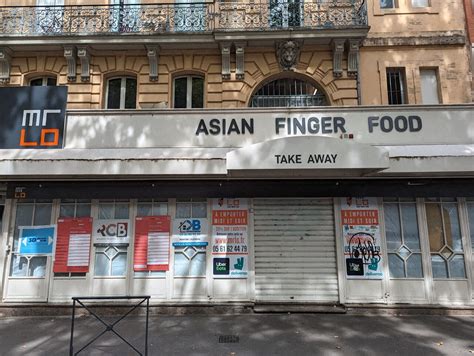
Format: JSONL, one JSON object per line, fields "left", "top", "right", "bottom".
{"left": 0, "top": 313, "right": 474, "bottom": 355}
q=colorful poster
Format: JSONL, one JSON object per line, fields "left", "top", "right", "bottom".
{"left": 19, "top": 225, "right": 56, "bottom": 255}
{"left": 340, "top": 197, "right": 383, "bottom": 279}
{"left": 93, "top": 219, "right": 131, "bottom": 244}
{"left": 54, "top": 218, "right": 92, "bottom": 273}
{"left": 172, "top": 218, "right": 208, "bottom": 247}
{"left": 211, "top": 198, "right": 249, "bottom": 279}
{"left": 134, "top": 216, "right": 171, "bottom": 271}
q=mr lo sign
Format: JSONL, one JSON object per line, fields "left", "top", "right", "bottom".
{"left": 0, "top": 86, "right": 67, "bottom": 149}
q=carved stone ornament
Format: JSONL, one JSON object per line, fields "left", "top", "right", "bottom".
{"left": 276, "top": 41, "right": 300, "bottom": 71}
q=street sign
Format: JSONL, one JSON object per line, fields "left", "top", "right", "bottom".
{"left": 18, "top": 225, "right": 55, "bottom": 255}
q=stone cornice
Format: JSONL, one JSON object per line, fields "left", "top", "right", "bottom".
{"left": 363, "top": 32, "right": 466, "bottom": 47}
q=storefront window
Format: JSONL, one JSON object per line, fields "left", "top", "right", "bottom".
{"left": 174, "top": 245, "right": 206, "bottom": 277}
{"left": 94, "top": 245, "right": 128, "bottom": 276}
{"left": 175, "top": 198, "right": 207, "bottom": 277}
{"left": 176, "top": 199, "right": 207, "bottom": 218}
{"left": 55, "top": 199, "right": 92, "bottom": 277}
{"left": 59, "top": 199, "right": 91, "bottom": 218}
{"left": 425, "top": 198, "right": 466, "bottom": 279}
{"left": 383, "top": 198, "right": 423, "bottom": 278}
{"left": 467, "top": 198, "right": 474, "bottom": 248}
{"left": 135, "top": 199, "right": 169, "bottom": 277}
{"left": 94, "top": 200, "right": 130, "bottom": 277}
{"left": 137, "top": 199, "right": 168, "bottom": 217}
{"left": 10, "top": 200, "right": 52, "bottom": 277}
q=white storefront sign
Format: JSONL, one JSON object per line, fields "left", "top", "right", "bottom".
{"left": 93, "top": 219, "right": 131, "bottom": 244}
{"left": 66, "top": 107, "right": 474, "bottom": 149}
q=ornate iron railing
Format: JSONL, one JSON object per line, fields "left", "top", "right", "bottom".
{"left": 0, "top": 1, "right": 367, "bottom": 37}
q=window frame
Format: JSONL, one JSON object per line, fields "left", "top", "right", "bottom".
{"left": 380, "top": 0, "right": 398, "bottom": 9}
{"left": 424, "top": 198, "right": 467, "bottom": 280}
{"left": 172, "top": 75, "right": 205, "bottom": 109}
{"left": 383, "top": 198, "right": 424, "bottom": 279}
{"left": 105, "top": 76, "right": 137, "bottom": 109}
{"left": 386, "top": 67, "right": 408, "bottom": 105}
{"left": 9, "top": 200, "right": 53, "bottom": 278}
{"left": 29, "top": 76, "right": 57, "bottom": 86}
{"left": 419, "top": 67, "right": 441, "bottom": 104}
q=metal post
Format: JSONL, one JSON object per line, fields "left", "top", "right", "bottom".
{"left": 70, "top": 298, "right": 76, "bottom": 356}
{"left": 145, "top": 297, "right": 149, "bottom": 356}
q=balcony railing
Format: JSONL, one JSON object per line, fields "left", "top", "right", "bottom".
{"left": 0, "top": 1, "right": 367, "bottom": 37}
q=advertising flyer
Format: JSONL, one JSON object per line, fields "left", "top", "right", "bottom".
{"left": 172, "top": 218, "right": 209, "bottom": 247}
{"left": 54, "top": 218, "right": 92, "bottom": 273}
{"left": 211, "top": 198, "right": 249, "bottom": 279}
{"left": 134, "top": 216, "right": 171, "bottom": 271}
{"left": 18, "top": 225, "right": 56, "bottom": 255}
{"left": 340, "top": 197, "right": 383, "bottom": 279}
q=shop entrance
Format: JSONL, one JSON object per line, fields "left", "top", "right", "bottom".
{"left": 253, "top": 198, "right": 339, "bottom": 303}
{"left": 3, "top": 200, "right": 54, "bottom": 302}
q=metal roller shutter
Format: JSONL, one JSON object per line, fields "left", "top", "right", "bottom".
{"left": 254, "top": 198, "right": 339, "bottom": 302}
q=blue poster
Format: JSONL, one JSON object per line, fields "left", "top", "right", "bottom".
{"left": 18, "top": 226, "right": 55, "bottom": 255}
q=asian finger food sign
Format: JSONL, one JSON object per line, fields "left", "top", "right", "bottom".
{"left": 340, "top": 197, "right": 383, "bottom": 279}
{"left": 211, "top": 198, "right": 249, "bottom": 278}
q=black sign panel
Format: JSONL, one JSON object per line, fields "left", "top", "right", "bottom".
{"left": 346, "top": 258, "right": 364, "bottom": 276}
{"left": 0, "top": 86, "right": 67, "bottom": 149}
{"left": 213, "top": 258, "right": 230, "bottom": 275}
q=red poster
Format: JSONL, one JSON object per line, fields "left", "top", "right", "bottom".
{"left": 134, "top": 216, "right": 171, "bottom": 272}
{"left": 341, "top": 210, "right": 379, "bottom": 225}
{"left": 54, "top": 217, "right": 93, "bottom": 273}
{"left": 212, "top": 210, "right": 248, "bottom": 225}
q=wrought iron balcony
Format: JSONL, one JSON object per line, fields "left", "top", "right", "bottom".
{"left": 0, "top": 1, "right": 367, "bottom": 37}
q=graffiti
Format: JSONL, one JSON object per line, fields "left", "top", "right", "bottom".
{"left": 348, "top": 232, "right": 381, "bottom": 271}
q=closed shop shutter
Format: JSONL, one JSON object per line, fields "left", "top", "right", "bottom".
{"left": 254, "top": 198, "right": 339, "bottom": 302}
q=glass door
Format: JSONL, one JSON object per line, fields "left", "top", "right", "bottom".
{"left": 4, "top": 200, "right": 54, "bottom": 302}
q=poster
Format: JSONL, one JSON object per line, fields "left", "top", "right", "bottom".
{"left": 54, "top": 218, "right": 92, "bottom": 273}
{"left": 172, "top": 218, "right": 208, "bottom": 246}
{"left": 18, "top": 225, "right": 56, "bottom": 255}
{"left": 340, "top": 197, "right": 383, "bottom": 279}
{"left": 211, "top": 198, "right": 249, "bottom": 279}
{"left": 134, "top": 216, "right": 171, "bottom": 271}
{"left": 93, "top": 219, "right": 131, "bottom": 244}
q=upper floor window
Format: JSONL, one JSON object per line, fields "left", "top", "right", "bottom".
{"left": 411, "top": 0, "right": 430, "bottom": 7}
{"left": 420, "top": 68, "right": 440, "bottom": 104}
{"left": 250, "top": 77, "right": 327, "bottom": 107}
{"left": 173, "top": 76, "right": 204, "bottom": 108}
{"left": 106, "top": 77, "right": 137, "bottom": 109}
{"left": 380, "top": 0, "right": 397, "bottom": 9}
{"left": 386, "top": 68, "right": 407, "bottom": 105}
{"left": 29, "top": 77, "right": 57, "bottom": 86}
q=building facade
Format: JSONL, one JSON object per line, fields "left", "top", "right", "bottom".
{"left": 0, "top": 0, "right": 473, "bottom": 307}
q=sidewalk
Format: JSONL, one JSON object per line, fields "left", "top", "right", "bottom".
{"left": 0, "top": 313, "right": 473, "bottom": 355}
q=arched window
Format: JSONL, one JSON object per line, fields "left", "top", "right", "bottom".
{"left": 173, "top": 75, "right": 204, "bottom": 108}
{"left": 250, "top": 78, "right": 327, "bottom": 107}
{"left": 29, "top": 76, "right": 57, "bottom": 86}
{"left": 106, "top": 76, "right": 137, "bottom": 109}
